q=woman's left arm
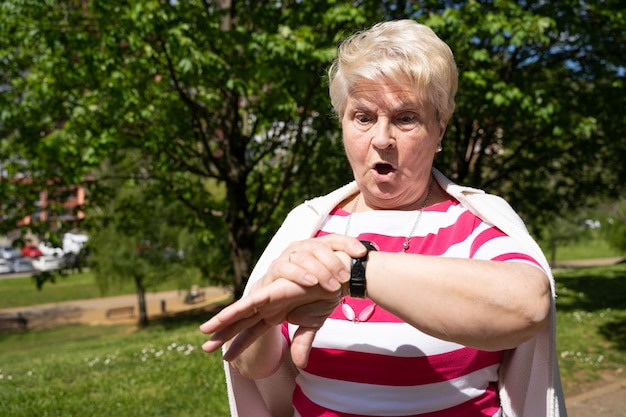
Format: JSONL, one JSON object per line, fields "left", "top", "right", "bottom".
{"left": 201, "top": 237, "right": 550, "bottom": 365}
{"left": 363, "top": 252, "right": 551, "bottom": 351}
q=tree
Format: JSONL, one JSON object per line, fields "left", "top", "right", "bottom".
{"left": 600, "top": 199, "right": 626, "bottom": 256}
{"left": 419, "top": 0, "right": 626, "bottom": 233}
{"left": 1, "top": 0, "right": 625, "bottom": 299}
{"left": 540, "top": 208, "right": 598, "bottom": 266}
{"left": 88, "top": 180, "right": 192, "bottom": 327}
{"left": 1, "top": 0, "right": 380, "bottom": 298}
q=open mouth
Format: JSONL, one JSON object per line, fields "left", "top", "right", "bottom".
{"left": 374, "top": 163, "right": 394, "bottom": 175}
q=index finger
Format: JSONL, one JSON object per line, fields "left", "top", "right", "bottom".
{"left": 199, "top": 292, "right": 268, "bottom": 335}
{"left": 315, "top": 234, "right": 367, "bottom": 258}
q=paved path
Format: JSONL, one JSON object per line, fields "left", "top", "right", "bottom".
{"left": 566, "top": 377, "right": 626, "bottom": 417}
{"left": 555, "top": 256, "right": 625, "bottom": 268}
{"left": 0, "top": 285, "right": 231, "bottom": 328}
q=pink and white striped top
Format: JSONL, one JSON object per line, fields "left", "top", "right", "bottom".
{"left": 284, "top": 198, "right": 542, "bottom": 417}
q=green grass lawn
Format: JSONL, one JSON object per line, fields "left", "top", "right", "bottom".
{"left": 0, "top": 271, "right": 204, "bottom": 310}
{"left": 557, "top": 240, "right": 622, "bottom": 261}
{"left": 1, "top": 262, "right": 625, "bottom": 415}
{"left": 0, "top": 313, "right": 230, "bottom": 416}
{"left": 553, "top": 262, "right": 626, "bottom": 394}
{"left": 540, "top": 233, "right": 623, "bottom": 262}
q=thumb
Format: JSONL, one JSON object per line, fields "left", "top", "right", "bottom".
{"left": 290, "top": 326, "right": 319, "bottom": 369}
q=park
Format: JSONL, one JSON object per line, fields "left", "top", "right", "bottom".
{"left": 1, "top": 242, "right": 625, "bottom": 415}
{"left": 1, "top": 1, "right": 625, "bottom": 416}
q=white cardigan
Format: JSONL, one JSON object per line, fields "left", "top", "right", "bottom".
{"left": 223, "top": 169, "right": 567, "bottom": 417}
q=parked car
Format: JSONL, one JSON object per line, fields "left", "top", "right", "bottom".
{"left": 0, "top": 258, "right": 13, "bottom": 274}
{"left": 1, "top": 245, "right": 22, "bottom": 260}
{"left": 38, "top": 241, "right": 65, "bottom": 257}
{"left": 12, "top": 257, "right": 36, "bottom": 273}
{"left": 21, "top": 244, "right": 43, "bottom": 258}
{"left": 32, "top": 255, "right": 62, "bottom": 272}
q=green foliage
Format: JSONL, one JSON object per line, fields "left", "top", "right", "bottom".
{"left": 85, "top": 176, "right": 203, "bottom": 324}
{"left": 1, "top": 0, "right": 625, "bottom": 296}
{"left": 420, "top": 0, "right": 626, "bottom": 232}
{"left": 600, "top": 199, "right": 626, "bottom": 255}
{"left": 0, "top": 0, "right": 383, "bottom": 297}
{"left": 88, "top": 185, "right": 191, "bottom": 290}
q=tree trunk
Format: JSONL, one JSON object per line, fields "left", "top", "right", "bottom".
{"left": 135, "top": 276, "right": 149, "bottom": 327}
{"left": 229, "top": 236, "right": 253, "bottom": 300}
{"left": 549, "top": 235, "right": 557, "bottom": 268}
{"left": 226, "top": 184, "right": 254, "bottom": 299}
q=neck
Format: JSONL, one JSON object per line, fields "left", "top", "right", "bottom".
{"left": 352, "top": 178, "right": 436, "bottom": 213}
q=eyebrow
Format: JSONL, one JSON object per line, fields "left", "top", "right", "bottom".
{"left": 350, "top": 99, "right": 424, "bottom": 115}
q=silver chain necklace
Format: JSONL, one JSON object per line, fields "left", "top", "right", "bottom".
{"left": 340, "top": 179, "right": 434, "bottom": 323}
{"left": 344, "top": 179, "right": 433, "bottom": 253}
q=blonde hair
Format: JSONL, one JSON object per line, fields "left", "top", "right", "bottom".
{"left": 328, "top": 20, "right": 458, "bottom": 123}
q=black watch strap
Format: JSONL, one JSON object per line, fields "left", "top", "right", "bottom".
{"left": 350, "top": 240, "right": 378, "bottom": 298}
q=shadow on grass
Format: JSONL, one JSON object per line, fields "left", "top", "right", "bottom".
{"left": 148, "top": 301, "right": 230, "bottom": 330}
{"left": 555, "top": 262, "right": 626, "bottom": 351}
{"left": 601, "top": 320, "right": 626, "bottom": 352}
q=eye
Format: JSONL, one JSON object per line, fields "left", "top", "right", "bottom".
{"left": 355, "top": 113, "right": 372, "bottom": 124}
{"left": 396, "top": 112, "right": 418, "bottom": 125}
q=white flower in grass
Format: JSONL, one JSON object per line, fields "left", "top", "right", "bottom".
{"left": 87, "top": 357, "right": 100, "bottom": 367}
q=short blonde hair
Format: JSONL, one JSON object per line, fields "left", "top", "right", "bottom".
{"left": 328, "top": 20, "right": 458, "bottom": 123}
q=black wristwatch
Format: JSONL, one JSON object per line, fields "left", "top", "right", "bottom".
{"left": 350, "top": 240, "right": 378, "bottom": 298}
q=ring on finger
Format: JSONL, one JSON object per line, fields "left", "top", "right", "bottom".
{"left": 252, "top": 307, "right": 258, "bottom": 315}
{"left": 288, "top": 251, "right": 297, "bottom": 262}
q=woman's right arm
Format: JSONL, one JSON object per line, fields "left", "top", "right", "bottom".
{"left": 201, "top": 234, "right": 365, "bottom": 376}
{"left": 201, "top": 277, "right": 343, "bottom": 374}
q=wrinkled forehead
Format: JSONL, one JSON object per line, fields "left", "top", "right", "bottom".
{"left": 347, "top": 76, "right": 429, "bottom": 110}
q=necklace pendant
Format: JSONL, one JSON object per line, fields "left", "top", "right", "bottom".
{"left": 341, "top": 302, "right": 356, "bottom": 321}
{"left": 402, "top": 241, "right": 409, "bottom": 251}
{"left": 341, "top": 299, "right": 376, "bottom": 323}
{"left": 357, "top": 304, "right": 376, "bottom": 322}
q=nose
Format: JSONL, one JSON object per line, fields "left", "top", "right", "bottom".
{"left": 371, "top": 119, "right": 394, "bottom": 149}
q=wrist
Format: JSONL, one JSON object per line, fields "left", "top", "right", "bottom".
{"left": 349, "top": 240, "right": 378, "bottom": 298}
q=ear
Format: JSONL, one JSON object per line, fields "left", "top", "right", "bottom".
{"left": 437, "top": 120, "right": 448, "bottom": 141}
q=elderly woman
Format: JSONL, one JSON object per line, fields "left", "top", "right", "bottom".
{"left": 201, "top": 20, "right": 566, "bottom": 417}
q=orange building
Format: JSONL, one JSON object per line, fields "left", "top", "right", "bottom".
{"left": 19, "top": 184, "right": 86, "bottom": 227}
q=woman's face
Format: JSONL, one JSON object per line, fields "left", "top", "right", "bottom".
{"left": 341, "top": 78, "right": 446, "bottom": 210}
